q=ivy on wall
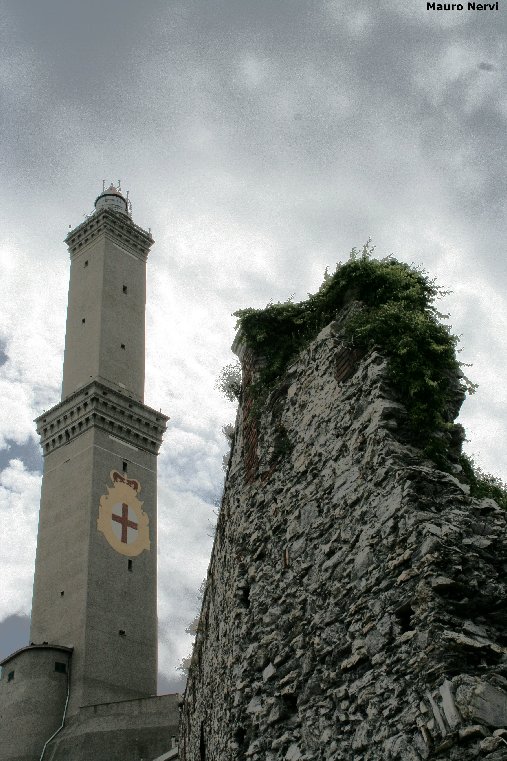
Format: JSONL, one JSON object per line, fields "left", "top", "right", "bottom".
{"left": 459, "top": 453, "right": 507, "bottom": 509}
{"left": 234, "top": 243, "right": 476, "bottom": 467}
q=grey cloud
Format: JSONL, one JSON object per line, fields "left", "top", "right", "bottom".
{"left": 0, "top": 615, "right": 30, "bottom": 661}
{"left": 0, "top": 440, "right": 42, "bottom": 474}
{"left": 158, "top": 671, "right": 185, "bottom": 694}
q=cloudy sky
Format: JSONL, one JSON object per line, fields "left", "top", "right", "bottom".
{"left": 1, "top": 0, "right": 506, "bottom": 692}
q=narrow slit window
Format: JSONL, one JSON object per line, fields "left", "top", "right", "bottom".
{"left": 121, "top": 344, "right": 126, "bottom": 350}
{"left": 84, "top": 260, "right": 88, "bottom": 267}
{"left": 200, "top": 723, "right": 206, "bottom": 761}
{"left": 123, "top": 285, "right": 128, "bottom": 294}
{"left": 128, "top": 559, "right": 133, "bottom": 572}
{"left": 7, "top": 671, "right": 14, "bottom": 682}
{"left": 122, "top": 461, "right": 128, "bottom": 472}
{"left": 119, "top": 630, "right": 126, "bottom": 637}
{"left": 82, "top": 318, "right": 85, "bottom": 324}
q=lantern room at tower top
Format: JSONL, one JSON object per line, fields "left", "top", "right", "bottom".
{"left": 94, "top": 182, "right": 130, "bottom": 216}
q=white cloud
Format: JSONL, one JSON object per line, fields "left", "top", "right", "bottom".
{"left": 238, "top": 55, "right": 273, "bottom": 89}
{"left": 415, "top": 233, "right": 507, "bottom": 481}
{"left": 0, "top": 460, "right": 40, "bottom": 619}
{"left": 157, "top": 483, "right": 215, "bottom": 679}
{"left": 0, "top": 241, "right": 67, "bottom": 445}
{"left": 326, "top": 2, "right": 375, "bottom": 39}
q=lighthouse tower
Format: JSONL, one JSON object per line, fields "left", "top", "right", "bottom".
{"left": 0, "top": 186, "right": 177, "bottom": 761}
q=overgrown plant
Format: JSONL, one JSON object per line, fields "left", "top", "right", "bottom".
{"left": 459, "top": 453, "right": 507, "bottom": 509}
{"left": 178, "top": 579, "right": 207, "bottom": 677}
{"left": 234, "top": 242, "right": 477, "bottom": 466}
{"left": 216, "top": 361, "right": 242, "bottom": 402}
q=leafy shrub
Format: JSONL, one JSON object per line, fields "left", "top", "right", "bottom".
{"left": 460, "top": 453, "right": 507, "bottom": 509}
{"left": 234, "top": 243, "right": 476, "bottom": 465}
{"left": 216, "top": 361, "right": 242, "bottom": 402}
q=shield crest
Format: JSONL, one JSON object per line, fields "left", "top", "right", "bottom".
{"left": 97, "top": 471, "right": 150, "bottom": 556}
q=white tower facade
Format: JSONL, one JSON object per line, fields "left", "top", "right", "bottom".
{"left": 30, "top": 185, "right": 168, "bottom": 714}
{"left": 0, "top": 186, "right": 179, "bottom": 761}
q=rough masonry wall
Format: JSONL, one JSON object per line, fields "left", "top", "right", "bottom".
{"left": 180, "top": 316, "right": 507, "bottom": 761}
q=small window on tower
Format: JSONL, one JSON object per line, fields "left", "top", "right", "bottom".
{"left": 55, "top": 662, "right": 67, "bottom": 674}
{"left": 82, "top": 318, "right": 85, "bottom": 324}
{"left": 128, "top": 559, "right": 133, "bottom": 572}
{"left": 61, "top": 590, "right": 64, "bottom": 596}
{"left": 84, "top": 260, "right": 88, "bottom": 267}
{"left": 8, "top": 671, "right": 14, "bottom": 682}
{"left": 119, "top": 630, "right": 126, "bottom": 637}
{"left": 123, "top": 285, "right": 128, "bottom": 294}
{"left": 122, "top": 461, "right": 127, "bottom": 472}
{"left": 121, "top": 344, "right": 126, "bottom": 350}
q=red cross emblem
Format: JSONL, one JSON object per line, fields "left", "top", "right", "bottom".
{"left": 98, "top": 471, "right": 150, "bottom": 556}
{"left": 111, "top": 502, "right": 139, "bottom": 544}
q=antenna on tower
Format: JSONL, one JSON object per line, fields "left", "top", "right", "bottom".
{"left": 102, "top": 179, "right": 105, "bottom": 192}
{"left": 118, "top": 179, "right": 121, "bottom": 191}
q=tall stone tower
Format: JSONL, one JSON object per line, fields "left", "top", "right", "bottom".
{"left": 31, "top": 183, "right": 167, "bottom": 713}
{"left": 0, "top": 185, "right": 179, "bottom": 761}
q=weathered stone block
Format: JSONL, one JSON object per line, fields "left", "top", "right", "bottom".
{"left": 285, "top": 742, "right": 303, "bottom": 760}
{"left": 470, "top": 683, "right": 507, "bottom": 728}
{"left": 439, "top": 679, "right": 461, "bottom": 730}
{"left": 353, "top": 546, "right": 375, "bottom": 578}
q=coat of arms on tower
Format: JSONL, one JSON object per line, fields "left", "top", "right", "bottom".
{"left": 97, "top": 471, "right": 150, "bottom": 556}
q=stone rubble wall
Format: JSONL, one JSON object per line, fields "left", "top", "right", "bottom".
{"left": 180, "top": 317, "right": 507, "bottom": 761}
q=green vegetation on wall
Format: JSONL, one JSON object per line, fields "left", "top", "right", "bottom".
{"left": 459, "top": 453, "right": 507, "bottom": 509}
{"left": 234, "top": 243, "right": 475, "bottom": 466}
